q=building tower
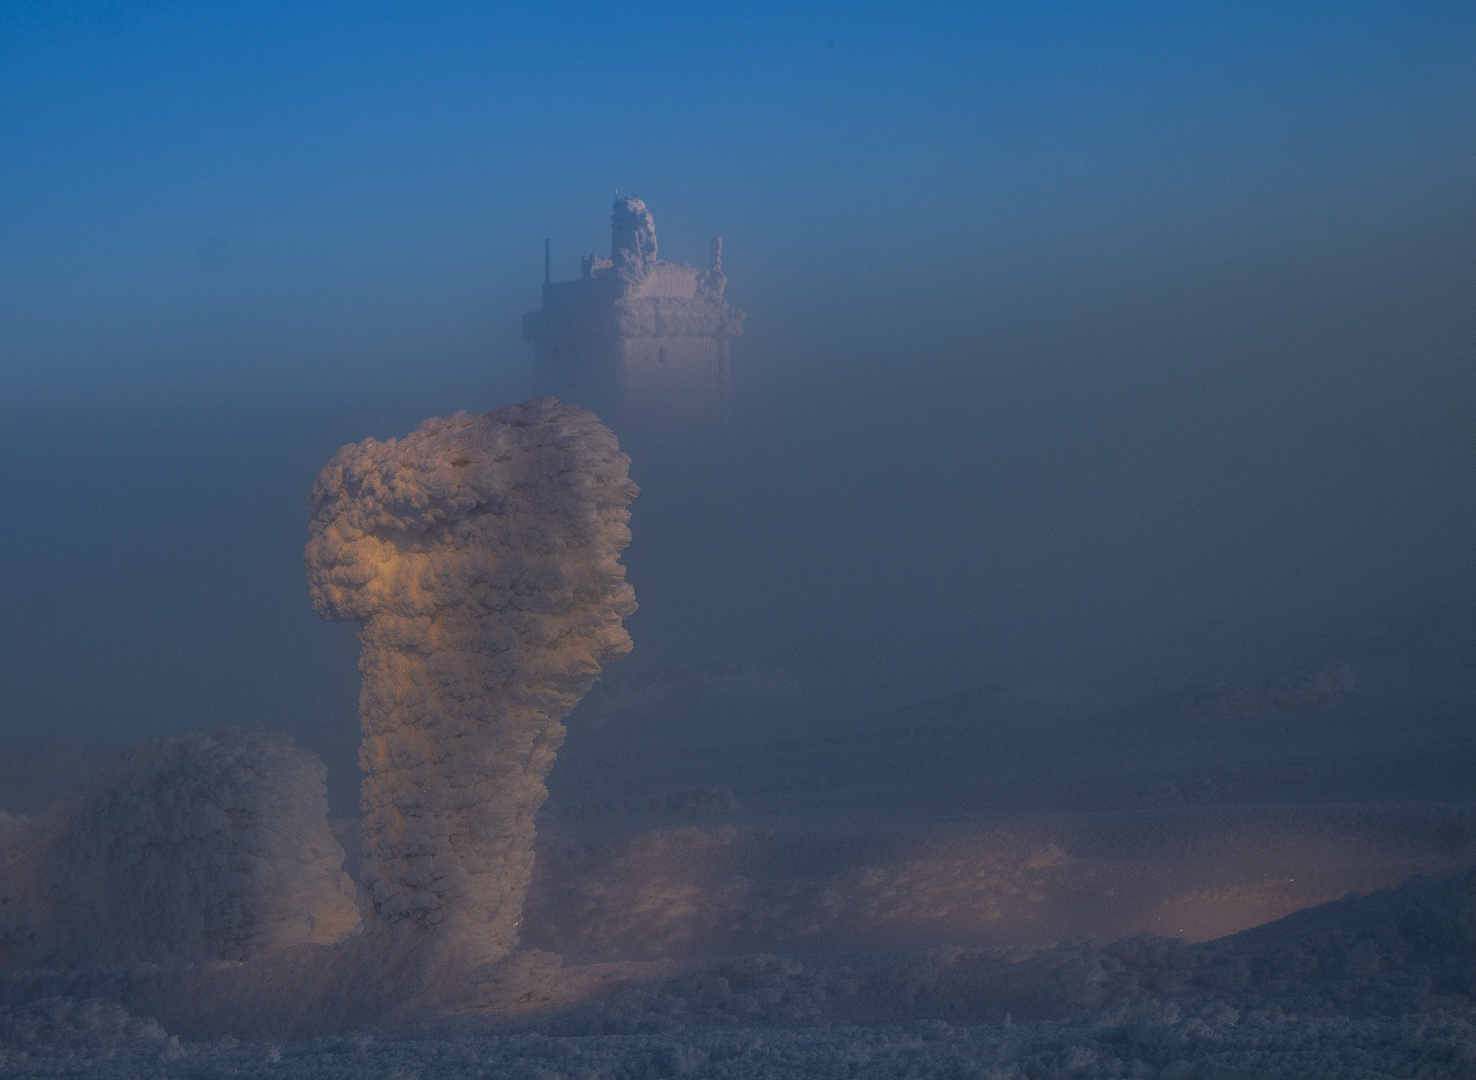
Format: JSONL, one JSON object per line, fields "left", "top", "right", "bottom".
{"left": 523, "top": 198, "right": 745, "bottom": 417}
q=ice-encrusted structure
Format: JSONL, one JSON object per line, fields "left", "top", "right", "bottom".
{"left": 0, "top": 730, "right": 359, "bottom": 969}
{"left": 305, "top": 398, "right": 638, "bottom": 968}
{"left": 0, "top": 400, "right": 640, "bottom": 1039}
{"left": 523, "top": 198, "right": 745, "bottom": 414}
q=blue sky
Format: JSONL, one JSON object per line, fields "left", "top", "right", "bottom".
{"left": 4, "top": 2, "right": 1473, "bottom": 406}
{"left": 1, "top": 2, "right": 1474, "bottom": 813}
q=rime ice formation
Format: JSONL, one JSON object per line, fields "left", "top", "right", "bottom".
{"left": 610, "top": 197, "right": 658, "bottom": 274}
{"left": 0, "top": 730, "right": 359, "bottom": 969}
{"left": 305, "top": 398, "right": 637, "bottom": 968}
{"left": 0, "top": 399, "right": 638, "bottom": 1039}
{"left": 523, "top": 198, "right": 745, "bottom": 414}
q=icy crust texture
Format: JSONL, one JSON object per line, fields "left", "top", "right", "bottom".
{"left": 305, "top": 398, "right": 638, "bottom": 962}
{"left": 0, "top": 731, "right": 359, "bottom": 968}
{"left": 5, "top": 869, "right": 1476, "bottom": 1077}
{"left": 610, "top": 296, "right": 746, "bottom": 340}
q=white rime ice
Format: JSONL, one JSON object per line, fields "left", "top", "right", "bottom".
{"left": 304, "top": 398, "right": 638, "bottom": 968}
{"left": 0, "top": 730, "right": 359, "bottom": 969}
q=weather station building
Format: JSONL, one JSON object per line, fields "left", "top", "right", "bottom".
{"left": 523, "top": 198, "right": 745, "bottom": 416}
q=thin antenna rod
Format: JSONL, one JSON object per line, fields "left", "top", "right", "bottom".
{"left": 543, "top": 239, "right": 551, "bottom": 286}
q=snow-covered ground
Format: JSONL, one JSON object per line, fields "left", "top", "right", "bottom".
{"left": 2, "top": 620, "right": 1473, "bottom": 1077}
{"left": 4, "top": 866, "right": 1475, "bottom": 1078}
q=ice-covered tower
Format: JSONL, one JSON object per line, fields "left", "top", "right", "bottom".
{"left": 522, "top": 198, "right": 745, "bottom": 416}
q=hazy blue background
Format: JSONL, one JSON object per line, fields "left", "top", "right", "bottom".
{"left": 2, "top": 1, "right": 1474, "bottom": 817}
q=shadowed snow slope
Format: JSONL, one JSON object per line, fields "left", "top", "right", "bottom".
{"left": 523, "top": 804, "right": 1476, "bottom": 959}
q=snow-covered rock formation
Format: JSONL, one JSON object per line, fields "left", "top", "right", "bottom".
{"left": 305, "top": 398, "right": 638, "bottom": 969}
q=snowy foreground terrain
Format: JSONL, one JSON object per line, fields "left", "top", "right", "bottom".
{"left": 2, "top": 865, "right": 1475, "bottom": 1078}
{"left": 2, "top": 586, "right": 1473, "bottom": 1077}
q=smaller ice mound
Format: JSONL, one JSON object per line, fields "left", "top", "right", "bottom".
{"left": 0, "top": 730, "right": 359, "bottom": 969}
{"left": 0, "top": 997, "right": 183, "bottom": 1065}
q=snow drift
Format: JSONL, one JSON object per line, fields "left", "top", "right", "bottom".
{"left": 304, "top": 397, "right": 638, "bottom": 969}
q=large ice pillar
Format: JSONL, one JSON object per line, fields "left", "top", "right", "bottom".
{"left": 304, "top": 399, "right": 637, "bottom": 967}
